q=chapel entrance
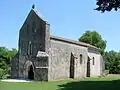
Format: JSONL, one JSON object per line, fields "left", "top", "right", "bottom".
{"left": 28, "top": 65, "right": 34, "bottom": 80}
{"left": 70, "top": 53, "right": 75, "bottom": 78}
{"left": 86, "top": 56, "right": 90, "bottom": 77}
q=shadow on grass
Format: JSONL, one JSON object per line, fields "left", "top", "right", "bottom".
{"left": 58, "top": 78, "right": 120, "bottom": 90}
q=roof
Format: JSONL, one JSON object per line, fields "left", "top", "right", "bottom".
{"left": 32, "top": 8, "right": 48, "bottom": 24}
{"left": 50, "top": 35, "right": 98, "bottom": 49}
{"left": 31, "top": 8, "right": 97, "bottom": 49}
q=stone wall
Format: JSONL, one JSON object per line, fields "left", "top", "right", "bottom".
{"left": 11, "top": 8, "right": 103, "bottom": 81}
{"left": 34, "top": 57, "right": 49, "bottom": 81}
{"left": 19, "top": 9, "right": 47, "bottom": 57}
{"left": 17, "top": 9, "right": 50, "bottom": 79}
{"left": 11, "top": 53, "right": 19, "bottom": 78}
{"left": 100, "top": 55, "right": 105, "bottom": 75}
{"left": 35, "top": 68, "right": 48, "bottom": 81}
{"left": 49, "top": 39, "right": 88, "bottom": 80}
{"left": 88, "top": 48, "right": 101, "bottom": 77}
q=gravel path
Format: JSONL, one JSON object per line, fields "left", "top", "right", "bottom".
{"left": 0, "top": 79, "right": 34, "bottom": 82}
{"left": 106, "top": 74, "right": 120, "bottom": 78}
{"left": 1, "top": 74, "right": 120, "bottom": 82}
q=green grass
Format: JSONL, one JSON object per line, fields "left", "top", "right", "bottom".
{"left": 1, "top": 77, "right": 120, "bottom": 90}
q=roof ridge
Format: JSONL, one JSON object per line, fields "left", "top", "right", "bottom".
{"left": 31, "top": 8, "right": 48, "bottom": 23}
{"left": 50, "top": 35, "right": 98, "bottom": 49}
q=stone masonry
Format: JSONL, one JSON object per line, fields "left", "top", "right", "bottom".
{"left": 11, "top": 7, "right": 104, "bottom": 81}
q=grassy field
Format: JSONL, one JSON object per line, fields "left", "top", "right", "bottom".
{"left": 1, "top": 77, "right": 120, "bottom": 90}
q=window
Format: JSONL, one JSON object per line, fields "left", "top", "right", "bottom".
{"left": 80, "top": 54, "right": 83, "bottom": 64}
{"left": 22, "top": 43, "right": 25, "bottom": 55}
{"left": 30, "top": 43, "right": 33, "bottom": 55}
{"left": 93, "top": 57, "right": 95, "bottom": 65}
{"left": 19, "top": 48, "right": 21, "bottom": 54}
{"left": 34, "top": 29, "right": 37, "bottom": 33}
{"left": 28, "top": 41, "right": 32, "bottom": 55}
{"left": 32, "top": 22, "right": 36, "bottom": 33}
{"left": 26, "top": 24, "right": 29, "bottom": 36}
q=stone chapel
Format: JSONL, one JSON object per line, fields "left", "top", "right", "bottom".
{"left": 11, "top": 7, "right": 104, "bottom": 81}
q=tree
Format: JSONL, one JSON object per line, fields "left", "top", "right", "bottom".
{"left": 79, "top": 31, "right": 107, "bottom": 55}
{"left": 104, "top": 50, "right": 120, "bottom": 74}
{"left": 95, "top": 0, "right": 120, "bottom": 13}
{"left": 0, "top": 47, "right": 17, "bottom": 79}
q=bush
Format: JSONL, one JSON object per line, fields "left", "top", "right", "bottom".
{"left": 0, "top": 68, "right": 10, "bottom": 79}
{"left": 0, "top": 68, "right": 5, "bottom": 79}
{"left": 104, "top": 70, "right": 109, "bottom": 75}
{"left": 0, "top": 47, "right": 17, "bottom": 79}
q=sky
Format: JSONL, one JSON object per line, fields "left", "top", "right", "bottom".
{"left": 0, "top": 0, "right": 120, "bottom": 52}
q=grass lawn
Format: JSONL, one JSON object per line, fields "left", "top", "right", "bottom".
{"left": 1, "top": 77, "right": 120, "bottom": 90}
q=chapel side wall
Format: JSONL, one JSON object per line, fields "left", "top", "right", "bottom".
{"left": 88, "top": 48, "right": 101, "bottom": 77}
{"left": 49, "top": 39, "right": 88, "bottom": 80}
{"left": 100, "top": 55, "right": 105, "bottom": 75}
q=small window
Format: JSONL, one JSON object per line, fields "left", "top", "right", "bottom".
{"left": 80, "top": 54, "right": 83, "bottom": 64}
{"left": 93, "top": 57, "right": 95, "bottom": 65}
{"left": 26, "top": 24, "right": 29, "bottom": 35}
{"left": 32, "top": 22, "right": 36, "bottom": 33}
{"left": 28, "top": 41, "right": 32, "bottom": 55}
{"left": 30, "top": 43, "right": 32, "bottom": 54}
{"left": 19, "top": 48, "right": 21, "bottom": 54}
{"left": 34, "top": 29, "right": 37, "bottom": 33}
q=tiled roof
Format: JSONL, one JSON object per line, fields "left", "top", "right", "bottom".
{"left": 50, "top": 35, "right": 98, "bottom": 49}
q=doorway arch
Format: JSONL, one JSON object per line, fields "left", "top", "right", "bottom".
{"left": 28, "top": 65, "right": 34, "bottom": 80}
{"left": 24, "top": 61, "right": 34, "bottom": 80}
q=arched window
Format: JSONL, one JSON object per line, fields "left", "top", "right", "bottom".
{"left": 93, "top": 57, "right": 95, "bottom": 65}
{"left": 28, "top": 41, "right": 32, "bottom": 55}
{"left": 80, "top": 54, "right": 83, "bottom": 64}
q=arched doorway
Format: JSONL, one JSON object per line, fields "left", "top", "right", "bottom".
{"left": 24, "top": 61, "right": 34, "bottom": 80}
{"left": 28, "top": 65, "right": 34, "bottom": 80}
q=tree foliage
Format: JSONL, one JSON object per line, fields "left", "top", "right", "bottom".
{"left": 79, "top": 31, "right": 107, "bottom": 55}
{"left": 104, "top": 50, "right": 120, "bottom": 74}
{"left": 95, "top": 0, "right": 120, "bottom": 13}
{"left": 0, "top": 47, "right": 17, "bottom": 79}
